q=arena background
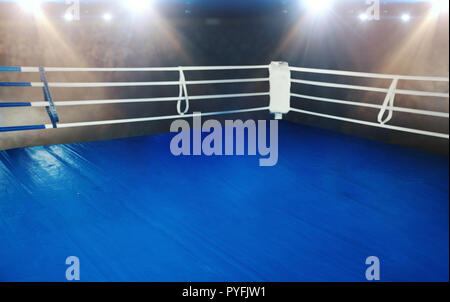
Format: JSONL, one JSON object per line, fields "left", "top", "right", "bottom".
{"left": 0, "top": 0, "right": 448, "bottom": 153}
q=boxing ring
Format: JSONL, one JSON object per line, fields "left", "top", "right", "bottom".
{"left": 0, "top": 63, "right": 448, "bottom": 281}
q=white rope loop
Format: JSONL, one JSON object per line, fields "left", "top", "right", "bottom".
{"left": 378, "top": 77, "right": 399, "bottom": 125}
{"left": 177, "top": 67, "right": 190, "bottom": 115}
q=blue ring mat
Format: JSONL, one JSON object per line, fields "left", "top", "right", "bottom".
{"left": 0, "top": 121, "right": 448, "bottom": 281}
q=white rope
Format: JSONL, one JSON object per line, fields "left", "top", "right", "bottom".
{"left": 49, "top": 107, "right": 270, "bottom": 129}
{"left": 21, "top": 65, "right": 270, "bottom": 72}
{"left": 290, "top": 93, "right": 449, "bottom": 118}
{"left": 290, "top": 107, "right": 449, "bottom": 139}
{"left": 29, "top": 92, "right": 270, "bottom": 107}
{"left": 177, "top": 67, "right": 190, "bottom": 115}
{"left": 289, "top": 66, "right": 450, "bottom": 82}
{"left": 291, "top": 78, "right": 449, "bottom": 98}
{"left": 29, "top": 77, "right": 269, "bottom": 88}
{"left": 19, "top": 65, "right": 447, "bottom": 82}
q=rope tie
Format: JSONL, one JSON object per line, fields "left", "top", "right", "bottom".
{"left": 177, "top": 67, "right": 189, "bottom": 115}
{"left": 39, "top": 67, "right": 59, "bottom": 128}
{"left": 377, "top": 77, "right": 398, "bottom": 125}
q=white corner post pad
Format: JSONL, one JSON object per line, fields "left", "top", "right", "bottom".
{"left": 269, "top": 61, "right": 291, "bottom": 120}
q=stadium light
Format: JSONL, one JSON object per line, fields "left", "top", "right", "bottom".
{"left": 430, "top": 0, "right": 449, "bottom": 15}
{"left": 18, "top": 0, "right": 42, "bottom": 16}
{"left": 103, "top": 13, "right": 112, "bottom": 21}
{"left": 401, "top": 13, "right": 411, "bottom": 22}
{"left": 358, "top": 13, "right": 368, "bottom": 21}
{"left": 64, "top": 12, "right": 74, "bottom": 22}
{"left": 124, "top": 0, "right": 151, "bottom": 12}
{"left": 303, "top": 0, "right": 334, "bottom": 14}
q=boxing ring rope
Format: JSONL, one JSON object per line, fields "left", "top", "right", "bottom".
{"left": 1, "top": 93, "right": 269, "bottom": 107}
{"left": 0, "top": 65, "right": 271, "bottom": 132}
{"left": 0, "top": 62, "right": 448, "bottom": 139}
{"left": 1, "top": 65, "right": 269, "bottom": 72}
{"left": 289, "top": 65, "right": 449, "bottom": 139}
{"left": 0, "top": 78, "right": 269, "bottom": 87}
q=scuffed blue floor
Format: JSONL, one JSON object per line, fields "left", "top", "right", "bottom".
{"left": 0, "top": 121, "right": 448, "bottom": 281}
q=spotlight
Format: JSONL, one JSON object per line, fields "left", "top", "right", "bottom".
{"left": 430, "top": 0, "right": 449, "bottom": 15}
{"left": 103, "top": 13, "right": 112, "bottom": 21}
{"left": 34, "top": 9, "right": 43, "bottom": 18}
{"left": 64, "top": 12, "right": 74, "bottom": 22}
{"left": 401, "top": 13, "right": 411, "bottom": 22}
{"left": 19, "top": 0, "right": 42, "bottom": 15}
{"left": 124, "top": 0, "right": 151, "bottom": 11}
{"left": 303, "top": 0, "right": 333, "bottom": 14}
{"left": 358, "top": 13, "right": 368, "bottom": 21}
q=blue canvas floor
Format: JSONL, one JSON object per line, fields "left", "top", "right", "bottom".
{"left": 0, "top": 121, "right": 448, "bottom": 281}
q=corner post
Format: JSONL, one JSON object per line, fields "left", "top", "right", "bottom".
{"left": 269, "top": 61, "right": 291, "bottom": 120}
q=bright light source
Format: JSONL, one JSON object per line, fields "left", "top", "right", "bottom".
{"left": 430, "top": 0, "right": 449, "bottom": 15}
{"left": 64, "top": 12, "right": 74, "bottom": 22}
{"left": 34, "top": 9, "right": 43, "bottom": 18}
{"left": 19, "top": 0, "right": 42, "bottom": 15}
{"left": 358, "top": 13, "right": 368, "bottom": 21}
{"left": 401, "top": 13, "right": 411, "bottom": 22}
{"left": 103, "top": 13, "right": 112, "bottom": 21}
{"left": 303, "top": 0, "right": 333, "bottom": 14}
{"left": 124, "top": 0, "right": 151, "bottom": 11}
